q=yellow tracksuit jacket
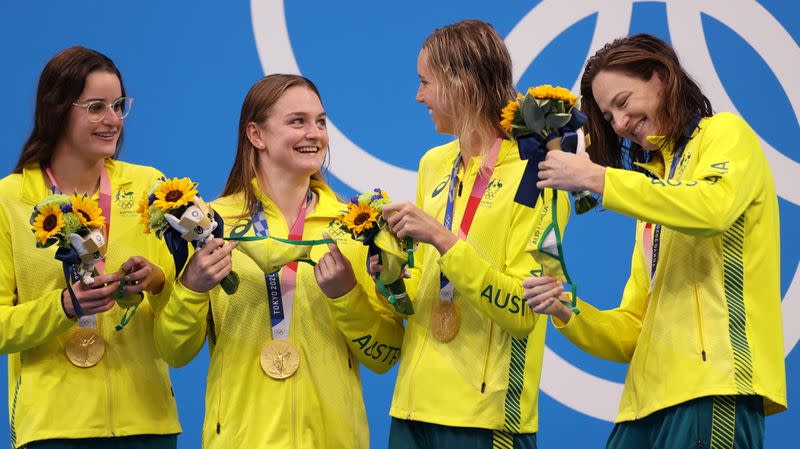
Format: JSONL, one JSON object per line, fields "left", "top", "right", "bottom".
{"left": 555, "top": 112, "right": 787, "bottom": 421}
{"left": 154, "top": 179, "right": 404, "bottom": 449}
{"left": 390, "top": 139, "right": 570, "bottom": 434}
{"left": 0, "top": 160, "right": 180, "bottom": 448}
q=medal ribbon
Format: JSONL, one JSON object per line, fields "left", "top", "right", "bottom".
{"left": 45, "top": 166, "right": 112, "bottom": 327}
{"left": 439, "top": 139, "right": 502, "bottom": 301}
{"left": 254, "top": 191, "right": 311, "bottom": 340}
{"left": 647, "top": 118, "right": 700, "bottom": 281}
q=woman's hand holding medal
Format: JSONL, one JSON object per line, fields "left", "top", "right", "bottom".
{"left": 61, "top": 272, "right": 123, "bottom": 319}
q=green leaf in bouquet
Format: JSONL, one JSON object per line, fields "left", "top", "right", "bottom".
{"left": 546, "top": 113, "right": 572, "bottom": 129}
{"left": 522, "top": 98, "right": 546, "bottom": 133}
{"left": 513, "top": 111, "right": 526, "bottom": 126}
{"left": 219, "top": 271, "right": 239, "bottom": 295}
{"left": 511, "top": 125, "right": 530, "bottom": 140}
{"left": 36, "top": 235, "right": 60, "bottom": 248}
{"left": 535, "top": 98, "right": 550, "bottom": 110}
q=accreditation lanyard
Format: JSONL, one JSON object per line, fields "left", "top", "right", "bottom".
{"left": 439, "top": 139, "right": 501, "bottom": 301}
{"left": 642, "top": 126, "right": 696, "bottom": 280}
{"left": 45, "top": 166, "right": 112, "bottom": 328}
{"left": 254, "top": 192, "right": 311, "bottom": 340}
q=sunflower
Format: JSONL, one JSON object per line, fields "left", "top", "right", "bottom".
{"left": 153, "top": 177, "right": 198, "bottom": 212}
{"left": 527, "top": 84, "right": 577, "bottom": 105}
{"left": 500, "top": 99, "right": 520, "bottom": 133}
{"left": 136, "top": 191, "right": 152, "bottom": 233}
{"left": 32, "top": 203, "right": 65, "bottom": 245}
{"left": 340, "top": 201, "right": 379, "bottom": 235}
{"left": 71, "top": 194, "right": 106, "bottom": 228}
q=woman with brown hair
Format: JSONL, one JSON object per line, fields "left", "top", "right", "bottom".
{"left": 524, "top": 33, "right": 786, "bottom": 448}
{"left": 378, "top": 19, "right": 568, "bottom": 448}
{"left": 0, "top": 46, "right": 180, "bottom": 448}
{"left": 153, "top": 73, "right": 403, "bottom": 448}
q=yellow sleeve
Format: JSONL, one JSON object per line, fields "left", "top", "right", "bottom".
{"left": 0, "top": 204, "right": 74, "bottom": 353}
{"left": 603, "top": 113, "right": 764, "bottom": 236}
{"left": 440, "top": 189, "right": 569, "bottom": 339}
{"left": 327, "top": 244, "right": 404, "bottom": 374}
{"left": 553, "top": 235, "right": 648, "bottom": 362}
{"left": 153, "top": 277, "right": 210, "bottom": 367}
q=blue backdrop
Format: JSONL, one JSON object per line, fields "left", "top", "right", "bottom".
{"left": 1, "top": 1, "right": 797, "bottom": 448}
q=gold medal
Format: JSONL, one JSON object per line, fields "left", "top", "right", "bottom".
{"left": 65, "top": 328, "right": 105, "bottom": 368}
{"left": 431, "top": 300, "right": 461, "bottom": 342}
{"left": 260, "top": 340, "right": 300, "bottom": 379}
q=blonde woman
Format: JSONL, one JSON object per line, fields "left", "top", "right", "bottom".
{"left": 379, "top": 20, "right": 569, "bottom": 448}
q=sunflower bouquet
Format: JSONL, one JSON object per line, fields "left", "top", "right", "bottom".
{"left": 31, "top": 193, "right": 143, "bottom": 326}
{"left": 500, "top": 84, "right": 598, "bottom": 214}
{"left": 137, "top": 177, "right": 239, "bottom": 294}
{"left": 337, "top": 188, "right": 415, "bottom": 315}
{"left": 501, "top": 85, "right": 584, "bottom": 314}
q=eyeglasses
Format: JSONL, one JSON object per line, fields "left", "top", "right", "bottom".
{"left": 72, "top": 97, "right": 134, "bottom": 123}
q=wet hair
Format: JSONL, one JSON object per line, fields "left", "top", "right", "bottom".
{"left": 580, "top": 33, "right": 712, "bottom": 169}
{"left": 422, "top": 19, "right": 515, "bottom": 149}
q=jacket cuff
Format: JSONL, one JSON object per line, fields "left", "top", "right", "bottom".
{"left": 328, "top": 283, "right": 369, "bottom": 315}
{"left": 52, "top": 289, "right": 78, "bottom": 328}
{"left": 172, "top": 278, "right": 210, "bottom": 306}
{"left": 602, "top": 167, "right": 642, "bottom": 217}
{"left": 437, "top": 239, "right": 471, "bottom": 281}
{"left": 146, "top": 264, "right": 175, "bottom": 313}
{"left": 551, "top": 297, "right": 584, "bottom": 330}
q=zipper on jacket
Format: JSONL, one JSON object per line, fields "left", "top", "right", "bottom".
{"left": 693, "top": 283, "right": 708, "bottom": 361}
{"left": 630, "top": 372, "right": 640, "bottom": 419}
{"left": 404, "top": 318, "right": 433, "bottom": 421}
{"left": 216, "top": 351, "right": 224, "bottom": 434}
{"left": 479, "top": 325, "right": 494, "bottom": 393}
{"left": 630, "top": 337, "right": 645, "bottom": 419}
{"left": 101, "top": 316, "right": 116, "bottom": 436}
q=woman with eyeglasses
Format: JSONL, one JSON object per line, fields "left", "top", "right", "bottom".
{"left": 523, "top": 34, "right": 786, "bottom": 448}
{"left": 0, "top": 46, "right": 180, "bottom": 448}
{"left": 153, "top": 73, "right": 404, "bottom": 448}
